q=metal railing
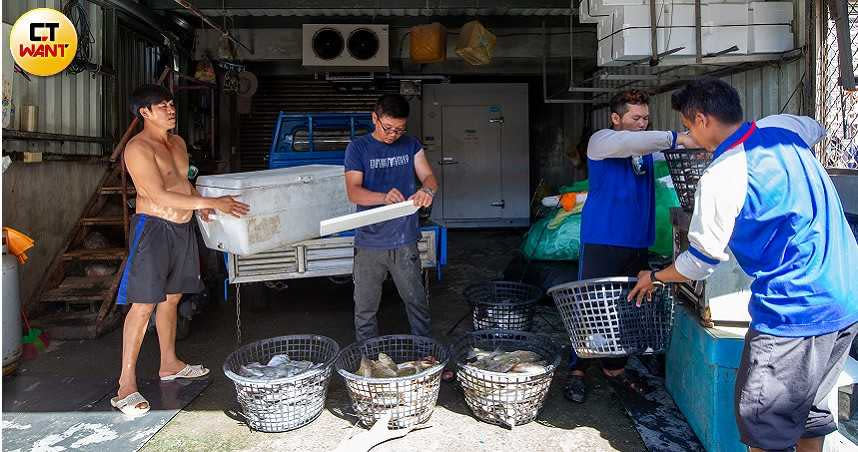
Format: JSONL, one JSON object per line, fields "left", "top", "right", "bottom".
{"left": 816, "top": 1, "right": 858, "bottom": 169}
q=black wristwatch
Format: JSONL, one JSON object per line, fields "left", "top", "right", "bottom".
{"left": 650, "top": 270, "right": 665, "bottom": 287}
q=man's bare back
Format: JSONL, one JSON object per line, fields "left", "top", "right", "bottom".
{"left": 125, "top": 132, "right": 196, "bottom": 223}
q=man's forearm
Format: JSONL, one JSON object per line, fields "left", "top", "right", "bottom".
{"left": 420, "top": 175, "right": 439, "bottom": 193}
{"left": 148, "top": 190, "right": 215, "bottom": 211}
{"left": 347, "top": 185, "right": 387, "bottom": 207}
{"left": 588, "top": 129, "right": 675, "bottom": 160}
{"left": 652, "top": 264, "right": 690, "bottom": 283}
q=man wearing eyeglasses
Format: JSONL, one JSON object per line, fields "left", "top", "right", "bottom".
{"left": 564, "top": 89, "right": 698, "bottom": 403}
{"left": 344, "top": 94, "right": 439, "bottom": 343}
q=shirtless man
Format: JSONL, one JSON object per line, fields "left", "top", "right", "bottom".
{"left": 110, "top": 84, "right": 249, "bottom": 417}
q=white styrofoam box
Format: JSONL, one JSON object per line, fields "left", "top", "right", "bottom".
{"left": 590, "top": 0, "right": 746, "bottom": 15}
{"left": 598, "top": 15, "right": 615, "bottom": 40}
{"left": 749, "top": 24, "right": 793, "bottom": 53}
{"left": 748, "top": 2, "right": 793, "bottom": 25}
{"left": 597, "top": 26, "right": 750, "bottom": 66}
{"left": 195, "top": 165, "right": 354, "bottom": 256}
{"left": 320, "top": 201, "right": 419, "bottom": 236}
{"left": 609, "top": 3, "right": 748, "bottom": 32}
{"left": 579, "top": 0, "right": 603, "bottom": 23}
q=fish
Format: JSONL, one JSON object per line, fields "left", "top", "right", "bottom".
{"left": 509, "top": 361, "right": 548, "bottom": 374}
{"left": 463, "top": 348, "right": 549, "bottom": 375}
{"left": 237, "top": 354, "right": 322, "bottom": 380}
{"left": 354, "top": 354, "right": 441, "bottom": 378}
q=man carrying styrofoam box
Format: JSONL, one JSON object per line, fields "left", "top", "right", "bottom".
{"left": 343, "top": 94, "right": 439, "bottom": 343}
{"left": 629, "top": 78, "right": 858, "bottom": 452}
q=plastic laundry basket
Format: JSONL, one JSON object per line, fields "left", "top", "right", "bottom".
{"left": 336, "top": 335, "right": 449, "bottom": 429}
{"left": 464, "top": 281, "right": 544, "bottom": 332}
{"left": 452, "top": 330, "right": 562, "bottom": 427}
{"left": 223, "top": 335, "right": 339, "bottom": 432}
{"left": 663, "top": 148, "right": 712, "bottom": 211}
{"left": 548, "top": 277, "right": 675, "bottom": 359}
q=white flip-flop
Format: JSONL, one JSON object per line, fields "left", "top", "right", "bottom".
{"left": 110, "top": 391, "right": 150, "bottom": 417}
{"left": 160, "top": 364, "right": 210, "bottom": 381}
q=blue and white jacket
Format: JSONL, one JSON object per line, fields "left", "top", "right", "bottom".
{"left": 675, "top": 115, "right": 858, "bottom": 337}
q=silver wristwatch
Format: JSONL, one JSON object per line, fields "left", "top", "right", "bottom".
{"left": 420, "top": 187, "right": 435, "bottom": 197}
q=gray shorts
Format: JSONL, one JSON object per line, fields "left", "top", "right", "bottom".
{"left": 735, "top": 322, "right": 858, "bottom": 451}
{"left": 116, "top": 214, "right": 205, "bottom": 305}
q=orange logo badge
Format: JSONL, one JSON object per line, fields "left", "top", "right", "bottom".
{"left": 9, "top": 8, "right": 78, "bottom": 77}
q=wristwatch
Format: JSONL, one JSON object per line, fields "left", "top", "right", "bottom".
{"left": 420, "top": 187, "right": 435, "bottom": 197}
{"left": 650, "top": 270, "right": 665, "bottom": 288}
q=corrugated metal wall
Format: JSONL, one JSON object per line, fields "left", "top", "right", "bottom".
{"left": 238, "top": 78, "right": 400, "bottom": 170}
{"left": 3, "top": 0, "right": 106, "bottom": 155}
{"left": 113, "top": 26, "right": 163, "bottom": 139}
{"left": 592, "top": 59, "right": 806, "bottom": 131}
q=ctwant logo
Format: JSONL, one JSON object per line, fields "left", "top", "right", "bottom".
{"left": 9, "top": 9, "right": 78, "bottom": 77}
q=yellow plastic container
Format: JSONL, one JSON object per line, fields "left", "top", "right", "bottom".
{"left": 409, "top": 23, "right": 447, "bottom": 64}
{"left": 455, "top": 20, "right": 496, "bottom": 66}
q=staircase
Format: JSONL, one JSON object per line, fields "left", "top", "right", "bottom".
{"left": 29, "top": 68, "right": 170, "bottom": 340}
{"left": 31, "top": 163, "right": 135, "bottom": 339}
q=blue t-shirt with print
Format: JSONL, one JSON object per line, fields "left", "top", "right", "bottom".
{"left": 344, "top": 134, "right": 422, "bottom": 249}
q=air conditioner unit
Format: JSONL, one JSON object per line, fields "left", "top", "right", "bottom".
{"left": 302, "top": 24, "right": 390, "bottom": 70}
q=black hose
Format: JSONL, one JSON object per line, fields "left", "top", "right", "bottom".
{"left": 63, "top": 0, "right": 96, "bottom": 74}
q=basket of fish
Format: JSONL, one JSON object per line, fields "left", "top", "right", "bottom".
{"left": 465, "top": 281, "right": 544, "bottom": 331}
{"left": 452, "top": 330, "right": 562, "bottom": 428}
{"left": 548, "top": 277, "right": 674, "bottom": 359}
{"left": 335, "top": 335, "right": 449, "bottom": 429}
{"left": 662, "top": 148, "right": 712, "bottom": 211}
{"left": 223, "top": 335, "right": 340, "bottom": 432}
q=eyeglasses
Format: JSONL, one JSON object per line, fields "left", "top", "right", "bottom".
{"left": 377, "top": 121, "right": 407, "bottom": 136}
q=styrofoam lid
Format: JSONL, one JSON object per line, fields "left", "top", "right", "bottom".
{"left": 196, "top": 165, "right": 344, "bottom": 190}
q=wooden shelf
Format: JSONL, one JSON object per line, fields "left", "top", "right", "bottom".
{"left": 2, "top": 129, "right": 113, "bottom": 144}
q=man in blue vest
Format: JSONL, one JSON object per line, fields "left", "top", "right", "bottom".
{"left": 630, "top": 78, "right": 858, "bottom": 452}
{"left": 565, "top": 89, "right": 698, "bottom": 403}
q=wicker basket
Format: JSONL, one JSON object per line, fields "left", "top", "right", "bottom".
{"left": 223, "top": 335, "right": 340, "bottom": 432}
{"left": 464, "top": 281, "right": 544, "bottom": 331}
{"left": 547, "top": 277, "right": 675, "bottom": 359}
{"left": 336, "top": 335, "right": 449, "bottom": 429}
{"left": 663, "top": 148, "right": 712, "bottom": 211}
{"left": 452, "top": 330, "right": 561, "bottom": 427}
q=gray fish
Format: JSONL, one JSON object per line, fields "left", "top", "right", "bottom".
{"left": 509, "top": 362, "right": 548, "bottom": 374}
{"left": 355, "top": 354, "right": 441, "bottom": 378}
{"left": 465, "top": 348, "right": 547, "bottom": 374}
{"left": 237, "top": 354, "right": 321, "bottom": 379}
{"left": 357, "top": 356, "right": 374, "bottom": 377}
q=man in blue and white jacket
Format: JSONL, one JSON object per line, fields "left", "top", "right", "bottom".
{"left": 630, "top": 78, "right": 858, "bottom": 452}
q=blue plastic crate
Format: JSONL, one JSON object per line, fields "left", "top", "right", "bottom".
{"left": 665, "top": 304, "right": 747, "bottom": 452}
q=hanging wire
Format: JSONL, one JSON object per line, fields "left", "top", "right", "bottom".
{"left": 63, "top": 0, "right": 96, "bottom": 74}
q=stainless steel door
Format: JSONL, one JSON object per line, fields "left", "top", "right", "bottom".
{"left": 441, "top": 106, "right": 503, "bottom": 220}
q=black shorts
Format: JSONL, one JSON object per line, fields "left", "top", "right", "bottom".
{"left": 578, "top": 243, "right": 648, "bottom": 280}
{"left": 735, "top": 322, "right": 858, "bottom": 451}
{"left": 116, "top": 214, "right": 205, "bottom": 305}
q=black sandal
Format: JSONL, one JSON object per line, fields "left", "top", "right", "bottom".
{"left": 563, "top": 374, "right": 587, "bottom": 403}
{"left": 603, "top": 369, "right": 651, "bottom": 396}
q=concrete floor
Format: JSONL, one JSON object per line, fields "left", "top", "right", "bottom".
{"left": 16, "top": 230, "right": 646, "bottom": 452}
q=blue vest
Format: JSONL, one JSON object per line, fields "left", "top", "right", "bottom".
{"left": 581, "top": 154, "right": 655, "bottom": 249}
